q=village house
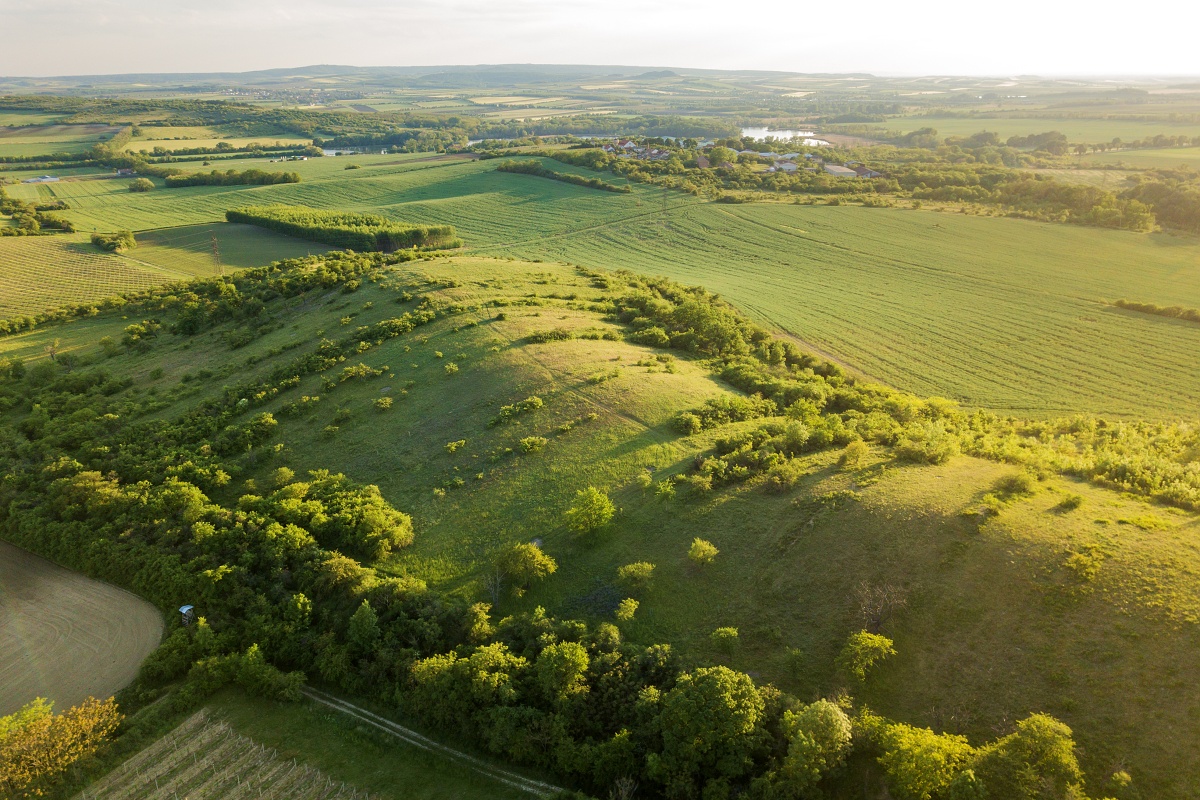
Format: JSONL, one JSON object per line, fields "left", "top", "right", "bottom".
{"left": 823, "top": 164, "right": 859, "bottom": 178}
{"left": 853, "top": 165, "right": 883, "bottom": 179}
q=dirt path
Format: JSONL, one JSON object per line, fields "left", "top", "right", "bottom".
{"left": 301, "top": 687, "right": 562, "bottom": 797}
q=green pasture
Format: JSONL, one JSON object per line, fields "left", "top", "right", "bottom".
{"left": 889, "top": 114, "right": 1200, "bottom": 142}
{"left": 481, "top": 202, "right": 1200, "bottom": 418}
{"left": 0, "top": 223, "right": 321, "bottom": 319}
{"left": 0, "top": 110, "right": 63, "bottom": 126}
{"left": 8, "top": 256, "right": 1198, "bottom": 797}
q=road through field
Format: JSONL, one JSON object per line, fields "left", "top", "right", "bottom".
{"left": 0, "top": 540, "right": 162, "bottom": 716}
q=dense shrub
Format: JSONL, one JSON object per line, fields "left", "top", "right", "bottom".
{"left": 227, "top": 205, "right": 460, "bottom": 252}
{"left": 166, "top": 169, "right": 299, "bottom": 187}
{"left": 90, "top": 230, "right": 137, "bottom": 253}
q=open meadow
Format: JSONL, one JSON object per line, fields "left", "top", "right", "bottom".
{"left": 0, "top": 123, "right": 122, "bottom": 156}
{"left": 126, "top": 223, "right": 332, "bottom": 276}
{"left": 0, "top": 540, "right": 162, "bottom": 717}
{"left": 1084, "top": 145, "right": 1200, "bottom": 168}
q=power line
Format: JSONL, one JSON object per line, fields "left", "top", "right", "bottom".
{"left": 211, "top": 233, "right": 223, "bottom": 277}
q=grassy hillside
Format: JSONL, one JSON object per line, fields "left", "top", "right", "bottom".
{"left": 9, "top": 153, "right": 1199, "bottom": 417}
{"left": 5, "top": 254, "right": 1196, "bottom": 797}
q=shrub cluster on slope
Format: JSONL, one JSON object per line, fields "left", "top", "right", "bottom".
{"left": 604, "top": 271, "right": 1200, "bottom": 509}
{"left": 90, "top": 230, "right": 137, "bottom": 253}
{"left": 227, "top": 205, "right": 461, "bottom": 252}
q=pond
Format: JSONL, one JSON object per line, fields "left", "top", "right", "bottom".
{"left": 741, "top": 127, "right": 818, "bottom": 141}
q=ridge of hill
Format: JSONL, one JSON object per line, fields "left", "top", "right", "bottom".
{"left": 0, "top": 252, "right": 1197, "bottom": 797}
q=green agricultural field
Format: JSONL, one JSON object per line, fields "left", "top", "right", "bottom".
{"left": 0, "top": 227, "right": 333, "bottom": 322}
{"left": 0, "top": 123, "right": 123, "bottom": 157}
{"left": 6, "top": 255, "right": 1197, "bottom": 797}
{"left": 0, "top": 110, "right": 63, "bottom": 126}
{"left": 6, "top": 155, "right": 1200, "bottom": 417}
{"left": 127, "top": 223, "right": 332, "bottom": 275}
{"left": 480, "top": 202, "right": 1200, "bottom": 419}
{"left": 889, "top": 114, "right": 1200, "bottom": 142}
{"left": 0, "top": 226, "right": 317, "bottom": 321}
{"left": 127, "top": 134, "right": 313, "bottom": 153}
{"left": 0, "top": 234, "right": 193, "bottom": 320}
{"left": 1084, "top": 145, "right": 1200, "bottom": 168}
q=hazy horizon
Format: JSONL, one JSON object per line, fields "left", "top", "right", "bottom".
{"left": 4, "top": 0, "right": 1198, "bottom": 78}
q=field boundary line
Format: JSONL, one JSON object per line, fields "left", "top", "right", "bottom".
{"left": 301, "top": 686, "right": 562, "bottom": 797}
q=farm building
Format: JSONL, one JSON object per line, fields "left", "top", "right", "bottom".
{"left": 853, "top": 165, "right": 883, "bottom": 178}
{"left": 23, "top": 175, "right": 59, "bottom": 183}
{"left": 823, "top": 164, "right": 859, "bottom": 178}
{"left": 696, "top": 155, "right": 711, "bottom": 168}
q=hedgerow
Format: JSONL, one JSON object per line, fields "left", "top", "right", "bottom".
{"left": 164, "top": 168, "right": 299, "bottom": 187}
{"left": 227, "top": 205, "right": 461, "bottom": 252}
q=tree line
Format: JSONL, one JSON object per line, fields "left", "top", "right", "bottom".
{"left": 0, "top": 185, "right": 76, "bottom": 235}
{"left": 495, "top": 159, "right": 631, "bottom": 192}
{"left": 164, "top": 168, "right": 300, "bottom": 188}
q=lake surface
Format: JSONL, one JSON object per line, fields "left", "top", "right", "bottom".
{"left": 741, "top": 127, "right": 817, "bottom": 141}
{"left": 0, "top": 540, "right": 163, "bottom": 716}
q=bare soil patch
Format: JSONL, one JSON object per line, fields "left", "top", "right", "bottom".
{"left": 0, "top": 540, "right": 162, "bottom": 715}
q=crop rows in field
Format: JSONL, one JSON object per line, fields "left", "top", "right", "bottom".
{"left": 475, "top": 202, "right": 1200, "bottom": 419}
{"left": 77, "top": 710, "right": 375, "bottom": 800}
{"left": 1085, "top": 146, "right": 1200, "bottom": 169}
{"left": 0, "top": 235, "right": 185, "bottom": 320}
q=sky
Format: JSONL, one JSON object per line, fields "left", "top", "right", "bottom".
{"left": 2, "top": 0, "right": 1198, "bottom": 77}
